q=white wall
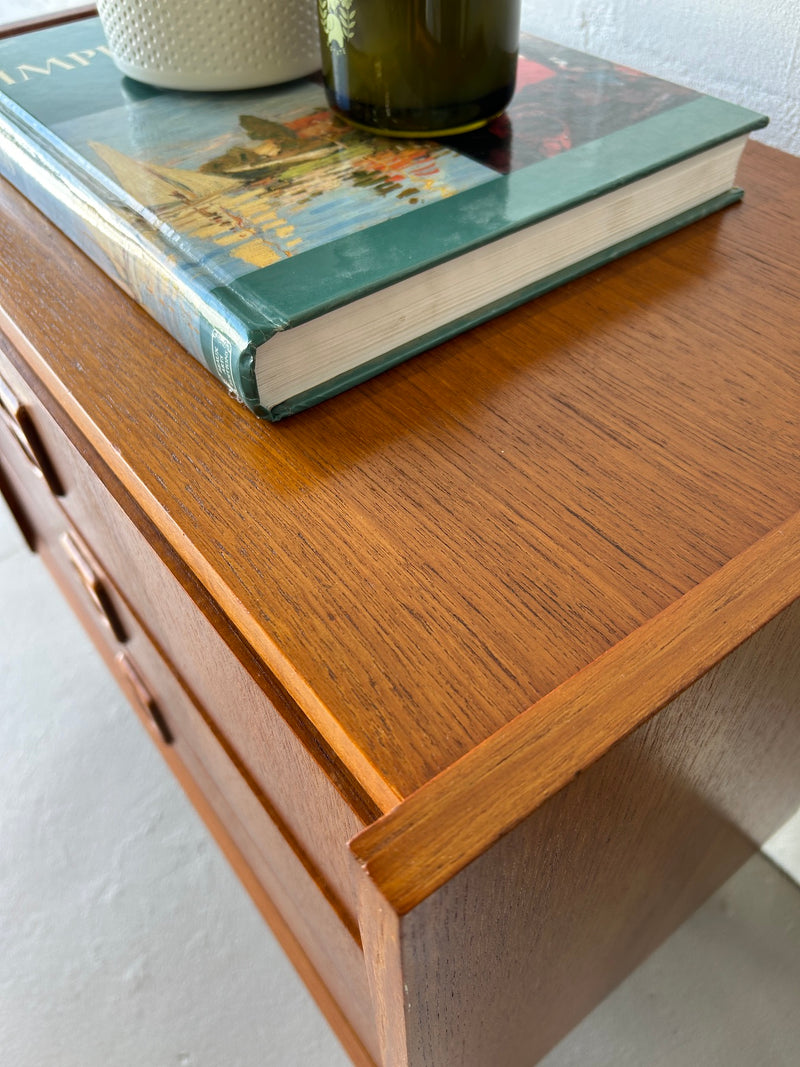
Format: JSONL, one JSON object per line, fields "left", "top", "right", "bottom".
{"left": 3, "top": 1, "right": 797, "bottom": 152}
{"left": 522, "top": 0, "right": 800, "bottom": 154}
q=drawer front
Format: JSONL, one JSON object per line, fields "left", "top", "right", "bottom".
{"left": 0, "top": 336, "right": 368, "bottom": 926}
{"left": 0, "top": 450, "right": 380, "bottom": 1063}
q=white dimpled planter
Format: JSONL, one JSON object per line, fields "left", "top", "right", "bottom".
{"left": 97, "top": 0, "right": 321, "bottom": 91}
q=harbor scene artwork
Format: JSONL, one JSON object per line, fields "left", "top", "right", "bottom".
{"left": 36, "top": 36, "right": 699, "bottom": 360}
{"left": 53, "top": 78, "right": 497, "bottom": 287}
{"left": 48, "top": 36, "right": 697, "bottom": 295}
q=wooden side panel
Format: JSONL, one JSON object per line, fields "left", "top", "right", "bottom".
{"left": 359, "top": 601, "right": 800, "bottom": 1066}
{"left": 358, "top": 876, "right": 409, "bottom": 1067}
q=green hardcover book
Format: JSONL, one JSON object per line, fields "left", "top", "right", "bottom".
{"left": 0, "top": 17, "right": 767, "bottom": 420}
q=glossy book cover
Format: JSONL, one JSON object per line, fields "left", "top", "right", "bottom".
{"left": 0, "top": 17, "right": 767, "bottom": 419}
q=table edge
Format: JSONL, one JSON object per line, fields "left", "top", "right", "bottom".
{"left": 2, "top": 9, "right": 797, "bottom": 826}
{"left": 351, "top": 510, "right": 800, "bottom": 912}
{"left": 0, "top": 4, "right": 96, "bottom": 40}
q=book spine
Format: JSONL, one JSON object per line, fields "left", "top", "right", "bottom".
{"left": 0, "top": 107, "right": 265, "bottom": 412}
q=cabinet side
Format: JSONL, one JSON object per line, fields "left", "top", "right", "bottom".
{"left": 355, "top": 597, "right": 800, "bottom": 1066}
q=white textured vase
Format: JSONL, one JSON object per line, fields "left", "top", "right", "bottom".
{"left": 96, "top": 0, "right": 321, "bottom": 91}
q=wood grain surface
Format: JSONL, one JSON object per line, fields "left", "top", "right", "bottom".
{"left": 362, "top": 598, "right": 800, "bottom": 1067}
{"left": 0, "top": 416, "right": 380, "bottom": 1065}
{"left": 0, "top": 87, "right": 797, "bottom": 809}
{"left": 3, "top": 13, "right": 799, "bottom": 1067}
{"left": 0, "top": 336, "right": 371, "bottom": 927}
{"left": 352, "top": 510, "right": 800, "bottom": 912}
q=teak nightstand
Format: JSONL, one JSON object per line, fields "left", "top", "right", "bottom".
{"left": 1, "top": 14, "right": 798, "bottom": 1063}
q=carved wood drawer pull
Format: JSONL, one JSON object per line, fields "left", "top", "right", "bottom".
{"left": 115, "top": 652, "right": 174, "bottom": 746}
{"left": 59, "top": 529, "right": 129, "bottom": 644}
{"left": 0, "top": 373, "right": 64, "bottom": 497}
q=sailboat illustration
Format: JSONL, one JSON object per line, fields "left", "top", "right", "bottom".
{"left": 89, "top": 139, "right": 298, "bottom": 268}
{"left": 90, "top": 141, "right": 237, "bottom": 204}
{"left": 85, "top": 107, "right": 463, "bottom": 277}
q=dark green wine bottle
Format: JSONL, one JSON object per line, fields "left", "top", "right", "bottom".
{"left": 317, "top": 0, "right": 521, "bottom": 137}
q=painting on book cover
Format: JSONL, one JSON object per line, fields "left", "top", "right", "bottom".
{"left": 53, "top": 77, "right": 497, "bottom": 287}
{"left": 50, "top": 34, "right": 700, "bottom": 290}
{"left": 446, "top": 37, "right": 701, "bottom": 174}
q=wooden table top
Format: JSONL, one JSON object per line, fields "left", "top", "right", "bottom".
{"left": 1, "top": 139, "right": 798, "bottom": 827}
